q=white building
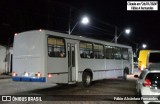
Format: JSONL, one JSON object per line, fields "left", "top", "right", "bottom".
{"left": 0, "top": 45, "right": 12, "bottom": 74}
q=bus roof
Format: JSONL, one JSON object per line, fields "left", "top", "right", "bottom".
{"left": 17, "top": 30, "right": 132, "bottom": 49}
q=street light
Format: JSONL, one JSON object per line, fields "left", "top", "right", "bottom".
{"left": 81, "top": 16, "right": 89, "bottom": 24}
{"left": 142, "top": 44, "right": 147, "bottom": 49}
{"left": 125, "top": 28, "right": 131, "bottom": 34}
{"left": 111, "top": 27, "right": 131, "bottom": 43}
{"left": 68, "top": 16, "right": 89, "bottom": 35}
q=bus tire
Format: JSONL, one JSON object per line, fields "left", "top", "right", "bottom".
{"left": 82, "top": 72, "right": 92, "bottom": 87}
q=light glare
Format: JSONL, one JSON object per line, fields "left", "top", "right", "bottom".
{"left": 125, "top": 29, "right": 131, "bottom": 34}
{"left": 81, "top": 17, "right": 89, "bottom": 24}
{"left": 14, "top": 33, "right": 18, "bottom": 36}
{"left": 142, "top": 44, "right": 147, "bottom": 49}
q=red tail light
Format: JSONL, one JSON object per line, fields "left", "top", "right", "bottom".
{"left": 143, "top": 79, "right": 151, "bottom": 87}
{"left": 35, "top": 72, "right": 42, "bottom": 77}
{"left": 48, "top": 74, "right": 53, "bottom": 78}
{"left": 12, "top": 72, "right": 17, "bottom": 77}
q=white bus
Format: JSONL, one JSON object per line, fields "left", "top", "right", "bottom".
{"left": 12, "top": 30, "right": 133, "bottom": 86}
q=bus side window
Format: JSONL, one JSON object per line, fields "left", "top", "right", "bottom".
{"left": 81, "top": 52, "right": 85, "bottom": 58}
{"left": 60, "top": 51, "right": 65, "bottom": 57}
{"left": 122, "top": 48, "right": 129, "bottom": 60}
{"left": 80, "top": 53, "right": 83, "bottom": 58}
{"left": 48, "top": 37, "right": 65, "bottom": 58}
{"left": 90, "top": 52, "right": 94, "bottom": 58}
{"left": 80, "top": 42, "right": 93, "bottom": 59}
{"left": 94, "top": 44, "right": 104, "bottom": 59}
{"left": 105, "top": 45, "right": 114, "bottom": 59}
{"left": 49, "top": 51, "right": 55, "bottom": 57}
{"left": 113, "top": 47, "right": 121, "bottom": 59}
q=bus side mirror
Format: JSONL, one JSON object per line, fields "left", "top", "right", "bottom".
{"left": 134, "top": 75, "right": 139, "bottom": 78}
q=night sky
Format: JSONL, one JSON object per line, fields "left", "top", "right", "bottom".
{"left": 0, "top": 0, "right": 160, "bottom": 51}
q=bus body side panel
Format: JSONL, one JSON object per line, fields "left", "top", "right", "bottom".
{"left": 79, "top": 59, "right": 106, "bottom": 80}
{"left": 46, "top": 36, "right": 68, "bottom": 83}
{"left": 13, "top": 31, "right": 46, "bottom": 82}
{"left": 46, "top": 58, "right": 68, "bottom": 83}
{"left": 77, "top": 48, "right": 128, "bottom": 82}
{"left": 105, "top": 59, "right": 123, "bottom": 78}
{"left": 78, "top": 59, "right": 123, "bottom": 81}
{"left": 123, "top": 60, "right": 130, "bottom": 73}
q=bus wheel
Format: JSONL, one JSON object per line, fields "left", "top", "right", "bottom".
{"left": 82, "top": 72, "right": 92, "bottom": 87}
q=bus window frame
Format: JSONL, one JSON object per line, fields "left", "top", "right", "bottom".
{"left": 105, "top": 45, "right": 114, "bottom": 59}
{"left": 121, "top": 48, "right": 129, "bottom": 60}
{"left": 113, "top": 47, "right": 122, "bottom": 60}
{"left": 93, "top": 43, "right": 104, "bottom": 59}
{"left": 47, "top": 35, "right": 66, "bottom": 58}
{"left": 79, "top": 41, "right": 94, "bottom": 59}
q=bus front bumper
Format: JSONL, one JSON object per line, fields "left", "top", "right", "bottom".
{"left": 12, "top": 76, "right": 46, "bottom": 82}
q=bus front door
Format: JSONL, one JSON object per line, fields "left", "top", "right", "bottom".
{"left": 67, "top": 43, "right": 77, "bottom": 82}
